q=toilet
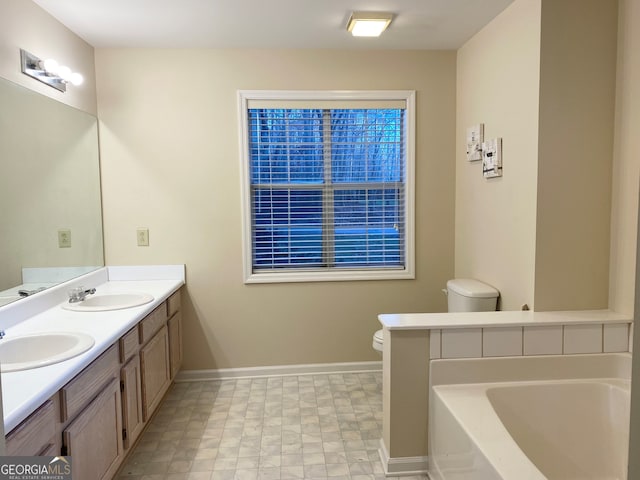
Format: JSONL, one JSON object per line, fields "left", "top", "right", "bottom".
{"left": 444, "top": 278, "right": 499, "bottom": 312}
{"left": 372, "top": 278, "right": 499, "bottom": 353}
{"left": 372, "top": 328, "right": 384, "bottom": 352}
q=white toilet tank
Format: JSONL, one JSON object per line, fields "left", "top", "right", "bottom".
{"left": 447, "top": 278, "right": 499, "bottom": 312}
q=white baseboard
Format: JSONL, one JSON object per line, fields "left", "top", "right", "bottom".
{"left": 175, "top": 361, "right": 382, "bottom": 382}
{"left": 378, "top": 438, "right": 429, "bottom": 477}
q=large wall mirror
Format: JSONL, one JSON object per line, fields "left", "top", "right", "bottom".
{"left": 0, "top": 77, "right": 104, "bottom": 306}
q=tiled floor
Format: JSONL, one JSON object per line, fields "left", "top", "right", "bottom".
{"left": 117, "top": 372, "right": 426, "bottom": 480}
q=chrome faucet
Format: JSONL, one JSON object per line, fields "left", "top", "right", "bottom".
{"left": 68, "top": 287, "right": 96, "bottom": 303}
{"left": 0, "top": 330, "right": 5, "bottom": 339}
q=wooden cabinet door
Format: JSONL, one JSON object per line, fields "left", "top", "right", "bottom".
{"left": 121, "top": 356, "right": 144, "bottom": 450}
{"left": 63, "top": 379, "right": 123, "bottom": 480}
{"left": 168, "top": 311, "right": 183, "bottom": 379}
{"left": 140, "top": 324, "right": 171, "bottom": 421}
{"left": 6, "top": 399, "right": 57, "bottom": 456}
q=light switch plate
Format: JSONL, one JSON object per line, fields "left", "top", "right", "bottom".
{"left": 58, "top": 229, "right": 71, "bottom": 248}
{"left": 466, "top": 124, "right": 484, "bottom": 162}
{"left": 137, "top": 228, "right": 149, "bottom": 247}
{"left": 482, "top": 137, "right": 503, "bottom": 178}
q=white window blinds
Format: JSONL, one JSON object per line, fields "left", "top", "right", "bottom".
{"left": 239, "top": 91, "right": 415, "bottom": 283}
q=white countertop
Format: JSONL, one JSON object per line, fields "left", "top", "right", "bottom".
{"left": 0, "top": 266, "right": 184, "bottom": 433}
{"left": 378, "top": 309, "right": 632, "bottom": 330}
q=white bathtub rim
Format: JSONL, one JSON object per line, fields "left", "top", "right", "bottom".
{"left": 430, "top": 352, "right": 631, "bottom": 388}
{"left": 430, "top": 377, "right": 629, "bottom": 480}
{"left": 431, "top": 383, "right": 546, "bottom": 480}
{"left": 437, "top": 376, "right": 630, "bottom": 394}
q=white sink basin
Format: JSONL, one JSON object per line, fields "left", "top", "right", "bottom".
{"left": 62, "top": 293, "right": 154, "bottom": 312}
{"left": 0, "top": 332, "right": 95, "bottom": 372}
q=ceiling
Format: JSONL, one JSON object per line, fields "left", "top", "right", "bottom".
{"left": 32, "top": 0, "right": 515, "bottom": 50}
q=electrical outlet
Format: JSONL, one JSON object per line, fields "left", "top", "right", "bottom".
{"left": 137, "top": 228, "right": 149, "bottom": 247}
{"left": 58, "top": 229, "right": 71, "bottom": 248}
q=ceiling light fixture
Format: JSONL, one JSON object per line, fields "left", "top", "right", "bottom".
{"left": 20, "top": 49, "right": 84, "bottom": 93}
{"left": 347, "top": 12, "right": 394, "bottom": 37}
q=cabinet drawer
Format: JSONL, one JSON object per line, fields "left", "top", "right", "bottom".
{"left": 139, "top": 304, "right": 168, "bottom": 345}
{"left": 167, "top": 289, "right": 181, "bottom": 317}
{"left": 6, "top": 399, "right": 56, "bottom": 456}
{"left": 61, "top": 345, "right": 119, "bottom": 422}
{"left": 119, "top": 326, "right": 139, "bottom": 362}
{"left": 38, "top": 441, "right": 60, "bottom": 457}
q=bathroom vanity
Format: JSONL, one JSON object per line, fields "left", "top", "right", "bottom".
{"left": 0, "top": 265, "right": 184, "bottom": 480}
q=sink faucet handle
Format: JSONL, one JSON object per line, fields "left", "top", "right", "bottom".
{"left": 68, "top": 287, "right": 83, "bottom": 302}
{"left": 68, "top": 286, "right": 96, "bottom": 303}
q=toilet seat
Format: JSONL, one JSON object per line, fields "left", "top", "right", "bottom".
{"left": 372, "top": 329, "right": 383, "bottom": 352}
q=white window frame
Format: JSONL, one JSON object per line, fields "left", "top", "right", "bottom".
{"left": 238, "top": 90, "right": 416, "bottom": 284}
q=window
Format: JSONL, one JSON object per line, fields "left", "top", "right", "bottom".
{"left": 239, "top": 91, "right": 415, "bottom": 283}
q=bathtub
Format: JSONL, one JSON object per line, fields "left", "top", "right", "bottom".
{"left": 428, "top": 354, "right": 631, "bottom": 480}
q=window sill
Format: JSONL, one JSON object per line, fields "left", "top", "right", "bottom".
{"left": 244, "top": 268, "right": 415, "bottom": 284}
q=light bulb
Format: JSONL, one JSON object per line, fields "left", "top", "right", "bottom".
{"left": 57, "top": 65, "right": 72, "bottom": 81}
{"left": 69, "top": 72, "right": 84, "bottom": 86}
{"left": 43, "top": 58, "right": 59, "bottom": 74}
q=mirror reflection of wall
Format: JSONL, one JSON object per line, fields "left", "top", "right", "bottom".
{"left": 0, "top": 76, "right": 104, "bottom": 304}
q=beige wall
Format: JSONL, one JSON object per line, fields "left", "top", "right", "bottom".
{"left": 619, "top": 0, "right": 640, "bottom": 476}
{"left": 455, "top": 0, "right": 541, "bottom": 311}
{"left": 383, "top": 329, "right": 429, "bottom": 460}
{"left": 456, "top": 0, "right": 619, "bottom": 312}
{"left": 96, "top": 49, "right": 456, "bottom": 369}
{"left": 610, "top": 0, "right": 640, "bottom": 316}
{"left": 386, "top": 0, "right": 633, "bottom": 467}
{"left": 534, "top": 0, "right": 618, "bottom": 311}
{"left": 0, "top": 0, "right": 96, "bottom": 114}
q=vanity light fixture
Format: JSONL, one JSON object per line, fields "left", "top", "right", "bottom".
{"left": 347, "top": 12, "right": 394, "bottom": 37}
{"left": 20, "top": 49, "right": 83, "bottom": 93}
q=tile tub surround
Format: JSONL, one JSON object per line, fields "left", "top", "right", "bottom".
{"left": 117, "top": 372, "right": 427, "bottom": 480}
{"left": 0, "top": 265, "right": 185, "bottom": 432}
{"left": 378, "top": 310, "right": 633, "bottom": 360}
{"left": 431, "top": 322, "right": 631, "bottom": 360}
{"left": 377, "top": 309, "right": 633, "bottom": 476}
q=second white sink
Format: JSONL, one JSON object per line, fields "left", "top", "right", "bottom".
{"left": 63, "top": 293, "right": 154, "bottom": 312}
{"left": 0, "top": 332, "right": 95, "bottom": 372}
